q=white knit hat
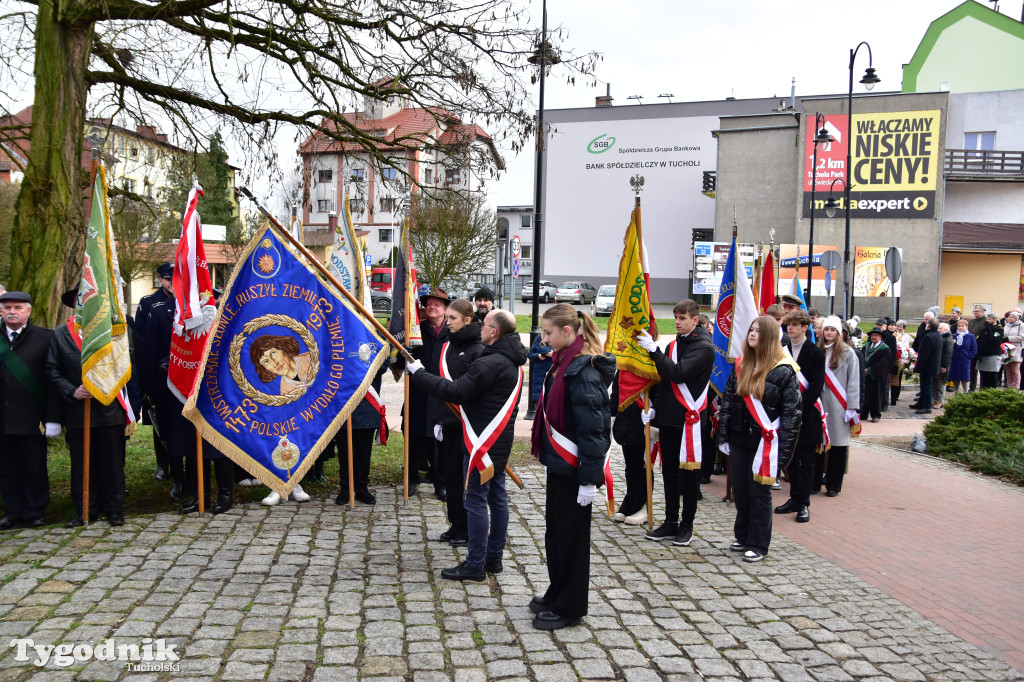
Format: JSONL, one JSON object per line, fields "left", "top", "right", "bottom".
{"left": 822, "top": 315, "right": 843, "bottom": 335}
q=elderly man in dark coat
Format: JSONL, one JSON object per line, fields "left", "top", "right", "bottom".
{"left": 911, "top": 318, "right": 942, "bottom": 415}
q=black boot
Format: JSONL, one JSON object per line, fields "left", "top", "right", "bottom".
{"left": 212, "top": 460, "right": 234, "bottom": 514}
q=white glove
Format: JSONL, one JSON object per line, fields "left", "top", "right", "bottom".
{"left": 44, "top": 423, "right": 61, "bottom": 438}
{"left": 650, "top": 426, "right": 660, "bottom": 444}
{"left": 720, "top": 443, "right": 731, "bottom": 456}
{"left": 636, "top": 329, "right": 658, "bottom": 352}
{"left": 640, "top": 407, "right": 655, "bottom": 426}
{"left": 433, "top": 424, "right": 443, "bottom": 442}
{"left": 844, "top": 409, "right": 859, "bottom": 423}
{"left": 576, "top": 484, "right": 597, "bottom": 506}
{"left": 406, "top": 359, "right": 424, "bottom": 375}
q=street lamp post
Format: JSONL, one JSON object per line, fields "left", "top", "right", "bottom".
{"left": 841, "top": 42, "right": 880, "bottom": 320}
{"left": 807, "top": 114, "right": 834, "bottom": 307}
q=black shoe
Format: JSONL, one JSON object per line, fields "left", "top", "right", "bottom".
{"left": 65, "top": 516, "right": 84, "bottom": 528}
{"left": 0, "top": 517, "right": 16, "bottom": 531}
{"left": 212, "top": 494, "right": 233, "bottom": 514}
{"left": 915, "top": 408, "right": 933, "bottom": 415}
{"left": 528, "top": 596, "right": 548, "bottom": 614}
{"left": 448, "top": 536, "right": 469, "bottom": 547}
{"left": 699, "top": 476, "right": 711, "bottom": 485}
{"left": 825, "top": 490, "right": 839, "bottom": 497}
{"left": 169, "top": 481, "right": 182, "bottom": 501}
{"left": 774, "top": 499, "right": 801, "bottom": 514}
{"left": 407, "top": 483, "right": 418, "bottom": 496}
{"left": 434, "top": 486, "right": 447, "bottom": 502}
{"left": 485, "top": 558, "right": 503, "bottom": 574}
{"left": 796, "top": 506, "right": 810, "bottom": 523}
{"left": 23, "top": 518, "right": 45, "bottom": 529}
{"left": 154, "top": 467, "right": 169, "bottom": 481}
{"left": 645, "top": 521, "right": 678, "bottom": 542}
{"left": 335, "top": 491, "right": 350, "bottom": 505}
{"left": 107, "top": 513, "right": 125, "bottom": 527}
{"left": 696, "top": 489, "right": 704, "bottom": 501}
{"left": 440, "top": 561, "right": 485, "bottom": 582}
{"left": 179, "top": 499, "right": 200, "bottom": 514}
{"left": 713, "top": 465, "right": 726, "bottom": 475}
{"left": 439, "top": 526, "right": 454, "bottom": 542}
{"left": 810, "top": 488, "right": 821, "bottom": 495}
{"left": 355, "top": 489, "right": 376, "bottom": 505}
{"left": 532, "top": 610, "right": 582, "bottom": 631}
{"left": 672, "top": 528, "right": 693, "bottom": 547}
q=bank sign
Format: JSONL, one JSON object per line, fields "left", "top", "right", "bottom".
{"left": 802, "top": 110, "right": 941, "bottom": 219}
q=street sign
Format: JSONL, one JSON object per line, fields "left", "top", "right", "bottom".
{"left": 365, "top": 253, "right": 371, "bottom": 267}
{"left": 824, "top": 270, "right": 832, "bottom": 291}
{"left": 512, "top": 257, "right": 520, "bottom": 279}
{"left": 884, "top": 246, "right": 903, "bottom": 283}
{"left": 819, "top": 249, "right": 841, "bottom": 271}
{"left": 511, "top": 235, "right": 521, "bottom": 257}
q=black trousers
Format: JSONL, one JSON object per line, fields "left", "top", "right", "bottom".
{"left": 890, "top": 373, "right": 902, "bottom": 404}
{"left": 185, "top": 458, "right": 234, "bottom": 501}
{"left": 658, "top": 427, "right": 700, "bottom": 530}
{"left": 66, "top": 426, "right": 126, "bottom": 518}
{"left": 408, "top": 432, "right": 442, "bottom": 487}
{"left": 336, "top": 426, "right": 374, "bottom": 495}
{"left": 542, "top": 471, "right": 592, "bottom": 619}
{"left": 729, "top": 445, "right": 773, "bottom": 554}
{"left": 439, "top": 424, "right": 469, "bottom": 539}
{"left": 813, "top": 445, "right": 849, "bottom": 493}
{"left": 617, "top": 439, "right": 646, "bottom": 517}
{"left": 980, "top": 370, "right": 1000, "bottom": 389}
{"left": 786, "top": 441, "right": 817, "bottom": 507}
{"left": 970, "top": 356, "right": 979, "bottom": 391}
{"left": 0, "top": 433, "right": 50, "bottom": 521}
{"left": 863, "top": 377, "right": 884, "bottom": 419}
{"left": 699, "top": 418, "right": 716, "bottom": 480}
{"left": 153, "top": 425, "right": 168, "bottom": 470}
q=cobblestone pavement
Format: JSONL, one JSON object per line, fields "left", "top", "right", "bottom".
{"left": 0, "top": 452, "right": 1021, "bottom": 682}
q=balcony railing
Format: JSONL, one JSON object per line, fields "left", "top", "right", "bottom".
{"left": 945, "top": 149, "right": 1024, "bottom": 177}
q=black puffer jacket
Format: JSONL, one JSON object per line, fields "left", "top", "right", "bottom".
{"left": 611, "top": 376, "right": 658, "bottom": 451}
{"left": 434, "top": 323, "right": 484, "bottom": 428}
{"left": 407, "top": 322, "right": 449, "bottom": 436}
{"left": 409, "top": 332, "right": 527, "bottom": 471}
{"left": 717, "top": 362, "right": 802, "bottom": 469}
{"left": 539, "top": 353, "right": 615, "bottom": 485}
{"left": 649, "top": 326, "right": 714, "bottom": 429}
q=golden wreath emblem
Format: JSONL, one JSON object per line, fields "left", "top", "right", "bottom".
{"left": 229, "top": 313, "right": 320, "bottom": 406}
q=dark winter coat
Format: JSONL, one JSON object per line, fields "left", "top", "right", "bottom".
{"left": 914, "top": 327, "right": 942, "bottom": 378}
{"left": 882, "top": 330, "right": 899, "bottom": 373}
{"left": 538, "top": 353, "right": 616, "bottom": 485}
{"left": 134, "top": 287, "right": 172, "bottom": 400}
{"left": 433, "top": 323, "right": 484, "bottom": 428}
{"left": 976, "top": 323, "right": 1004, "bottom": 358}
{"left": 409, "top": 332, "right": 528, "bottom": 472}
{"left": 349, "top": 363, "right": 388, "bottom": 431}
{"left": 46, "top": 324, "right": 141, "bottom": 428}
{"left": 0, "top": 321, "right": 61, "bottom": 434}
{"left": 648, "top": 326, "right": 715, "bottom": 430}
{"left": 407, "top": 321, "right": 449, "bottom": 436}
{"left": 949, "top": 332, "right": 977, "bottom": 383}
{"left": 717, "top": 362, "right": 802, "bottom": 469}
{"left": 610, "top": 375, "right": 658, "bottom": 451}
{"left": 528, "top": 336, "right": 553, "bottom": 402}
{"left": 792, "top": 340, "right": 825, "bottom": 445}
{"left": 864, "top": 341, "right": 892, "bottom": 382}
{"left": 939, "top": 331, "right": 954, "bottom": 374}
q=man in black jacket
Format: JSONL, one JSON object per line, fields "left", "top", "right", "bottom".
{"left": 408, "top": 309, "right": 527, "bottom": 582}
{"left": 636, "top": 299, "right": 714, "bottom": 547}
{"left": 862, "top": 327, "right": 892, "bottom": 422}
{"left": 134, "top": 262, "right": 173, "bottom": 480}
{"left": 0, "top": 292, "right": 61, "bottom": 529}
{"left": 775, "top": 310, "right": 824, "bottom": 523}
{"left": 932, "top": 322, "right": 954, "bottom": 409}
{"left": 912, "top": 319, "right": 942, "bottom": 414}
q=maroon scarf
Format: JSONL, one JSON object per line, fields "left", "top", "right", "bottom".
{"left": 531, "top": 333, "right": 585, "bottom": 457}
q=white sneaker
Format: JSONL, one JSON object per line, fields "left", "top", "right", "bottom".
{"left": 238, "top": 478, "right": 252, "bottom": 487}
{"left": 613, "top": 512, "right": 626, "bottom": 523}
{"left": 289, "top": 485, "right": 311, "bottom": 502}
{"left": 623, "top": 505, "right": 648, "bottom": 525}
{"left": 261, "top": 491, "right": 281, "bottom": 506}
{"left": 771, "top": 481, "right": 782, "bottom": 490}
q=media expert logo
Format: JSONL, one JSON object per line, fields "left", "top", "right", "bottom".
{"left": 9, "top": 637, "right": 180, "bottom": 669}
{"left": 587, "top": 134, "right": 616, "bottom": 154}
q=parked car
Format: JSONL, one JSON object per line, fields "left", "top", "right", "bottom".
{"left": 371, "top": 289, "right": 392, "bottom": 315}
{"left": 521, "top": 280, "right": 558, "bottom": 303}
{"left": 555, "top": 281, "right": 597, "bottom": 304}
{"left": 591, "top": 284, "right": 616, "bottom": 316}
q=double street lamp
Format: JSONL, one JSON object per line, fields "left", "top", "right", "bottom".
{"left": 806, "top": 114, "right": 834, "bottom": 307}
{"left": 840, "top": 42, "right": 880, "bottom": 320}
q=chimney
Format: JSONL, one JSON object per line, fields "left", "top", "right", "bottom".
{"left": 595, "top": 84, "right": 613, "bottom": 108}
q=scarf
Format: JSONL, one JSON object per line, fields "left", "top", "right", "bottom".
{"left": 531, "top": 333, "right": 585, "bottom": 458}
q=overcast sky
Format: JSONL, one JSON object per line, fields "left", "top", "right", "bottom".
{"left": 491, "top": 0, "right": 1016, "bottom": 206}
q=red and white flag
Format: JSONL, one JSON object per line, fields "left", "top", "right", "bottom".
{"left": 169, "top": 181, "right": 217, "bottom": 403}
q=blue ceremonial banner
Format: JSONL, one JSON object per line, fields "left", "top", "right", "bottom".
{"left": 183, "top": 224, "right": 388, "bottom": 496}
{"left": 711, "top": 237, "right": 757, "bottom": 395}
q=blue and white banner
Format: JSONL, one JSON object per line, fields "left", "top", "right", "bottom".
{"left": 711, "top": 237, "right": 758, "bottom": 395}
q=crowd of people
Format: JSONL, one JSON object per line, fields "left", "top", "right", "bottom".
{"left": 3, "top": 268, "right": 1023, "bottom": 630}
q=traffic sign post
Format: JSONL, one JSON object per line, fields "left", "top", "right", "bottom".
{"left": 885, "top": 246, "right": 903, "bottom": 321}
{"left": 510, "top": 235, "right": 521, "bottom": 314}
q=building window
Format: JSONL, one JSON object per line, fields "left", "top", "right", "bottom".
{"left": 521, "top": 245, "right": 532, "bottom": 260}
{"left": 317, "top": 199, "right": 333, "bottom": 213}
{"left": 117, "top": 137, "right": 127, "bottom": 157}
{"left": 318, "top": 169, "right": 333, "bottom": 183}
{"left": 129, "top": 141, "right": 137, "bottom": 158}
{"left": 521, "top": 214, "right": 531, "bottom": 228}
{"left": 380, "top": 197, "right": 397, "bottom": 212}
{"left": 445, "top": 169, "right": 459, "bottom": 184}
{"left": 351, "top": 168, "right": 365, "bottom": 182}
{"left": 122, "top": 177, "right": 137, "bottom": 193}
{"left": 425, "top": 168, "right": 433, "bottom": 184}
{"left": 145, "top": 185, "right": 153, "bottom": 199}
{"left": 381, "top": 167, "right": 398, "bottom": 181}
{"left": 379, "top": 228, "right": 394, "bottom": 243}
{"left": 147, "top": 146, "right": 155, "bottom": 163}
{"left": 964, "top": 132, "right": 995, "bottom": 150}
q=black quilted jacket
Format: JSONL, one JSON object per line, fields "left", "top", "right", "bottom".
{"left": 717, "top": 363, "right": 802, "bottom": 469}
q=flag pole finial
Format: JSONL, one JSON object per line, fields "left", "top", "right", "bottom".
{"left": 629, "top": 174, "right": 645, "bottom": 206}
{"left": 731, "top": 206, "right": 738, "bottom": 240}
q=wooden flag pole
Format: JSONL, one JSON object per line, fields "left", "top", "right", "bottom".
{"left": 82, "top": 399, "right": 91, "bottom": 524}
{"left": 723, "top": 448, "right": 733, "bottom": 503}
{"left": 403, "top": 376, "right": 410, "bottom": 502}
{"left": 196, "top": 431, "right": 205, "bottom": 513}
{"left": 347, "top": 420, "right": 355, "bottom": 508}
{"left": 643, "top": 389, "right": 654, "bottom": 530}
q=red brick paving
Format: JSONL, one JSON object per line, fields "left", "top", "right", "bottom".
{"left": 705, "top": 439, "right": 1024, "bottom": 673}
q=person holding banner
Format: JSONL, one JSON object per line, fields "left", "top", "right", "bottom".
{"left": 635, "top": 299, "right": 714, "bottom": 547}
{"left": 717, "top": 316, "right": 801, "bottom": 562}
{"left": 432, "top": 299, "right": 484, "bottom": 546}
{"left": 335, "top": 363, "right": 389, "bottom": 506}
{"left": 815, "top": 316, "right": 860, "bottom": 497}
{"left": 407, "top": 309, "right": 527, "bottom": 582}
{"left": 530, "top": 303, "right": 614, "bottom": 630}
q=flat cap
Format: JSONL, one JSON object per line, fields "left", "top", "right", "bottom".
{"left": 0, "top": 291, "right": 31, "bottom": 304}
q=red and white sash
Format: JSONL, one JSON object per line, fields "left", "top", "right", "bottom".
{"left": 66, "top": 321, "right": 135, "bottom": 426}
{"left": 364, "top": 385, "right": 388, "bottom": 445}
{"left": 785, "top": 346, "right": 829, "bottom": 449}
{"left": 742, "top": 394, "right": 781, "bottom": 485}
{"left": 540, "top": 375, "right": 615, "bottom": 494}
{"left": 666, "top": 340, "right": 709, "bottom": 470}
{"left": 824, "top": 363, "right": 859, "bottom": 425}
